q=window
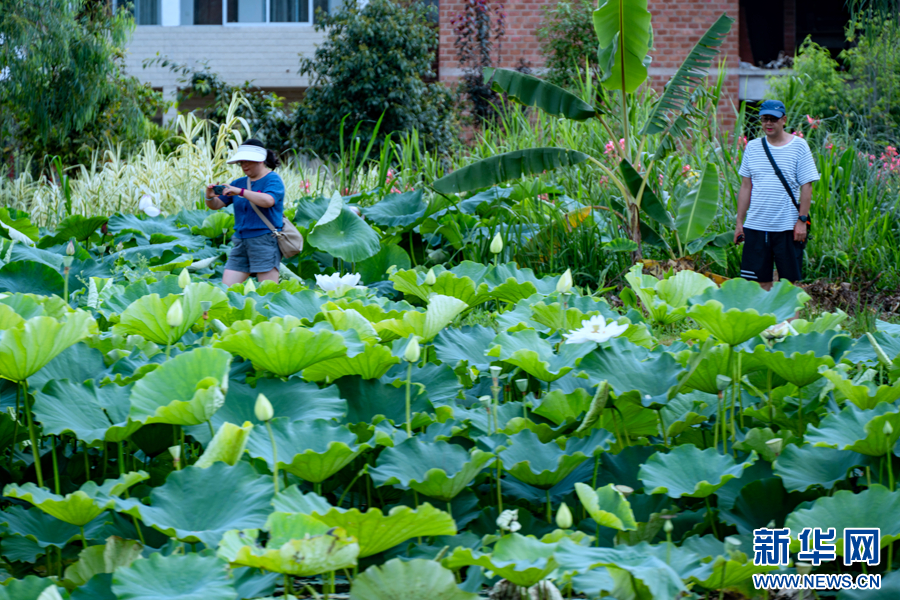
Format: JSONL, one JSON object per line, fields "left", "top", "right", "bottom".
{"left": 180, "top": 0, "right": 337, "bottom": 24}
{"left": 114, "top": 0, "right": 161, "bottom": 25}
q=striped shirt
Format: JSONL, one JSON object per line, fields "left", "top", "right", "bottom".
{"left": 739, "top": 135, "right": 820, "bottom": 232}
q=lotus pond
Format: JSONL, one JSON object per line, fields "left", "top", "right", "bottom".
{"left": 0, "top": 207, "right": 898, "bottom": 600}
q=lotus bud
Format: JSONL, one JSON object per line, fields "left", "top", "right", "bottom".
{"left": 424, "top": 268, "right": 437, "bottom": 285}
{"left": 254, "top": 393, "right": 274, "bottom": 422}
{"left": 115, "top": 242, "right": 124, "bottom": 253}
{"left": 168, "top": 445, "right": 181, "bottom": 464}
{"left": 244, "top": 278, "right": 256, "bottom": 294}
{"left": 765, "top": 437, "right": 784, "bottom": 457}
{"left": 404, "top": 336, "right": 421, "bottom": 363}
{"left": 66, "top": 240, "right": 75, "bottom": 256}
{"left": 725, "top": 536, "right": 742, "bottom": 553}
{"left": 178, "top": 267, "right": 191, "bottom": 289}
{"left": 884, "top": 421, "right": 894, "bottom": 436}
{"left": 613, "top": 484, "right": 634, "bottom": 498}
{"left": 490, "top": 232, "right": 503, "bottom": 254}
{"left": 515, "top": 378, "right": 528, "bottom": 393}
{"left": 556, "top": 268, "right": 573, "bottom": 294}
{"left": 555, "top": 502, "right": 573, "bottom": 529}
{"left": 166, "top": 299, "right": 183, "bottom": 328}
{"left": 663, "top": 518, "right": 674, "bottom": 534}
{"left": 795, "top": 561, "right": 813, "bottom": 575}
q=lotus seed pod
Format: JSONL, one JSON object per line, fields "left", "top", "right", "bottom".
{"left": 724, "top": 536, "right": 742, "bottom": 552}
{"left": 404, "top": 336, "right": 421, "bottom": 363}
{"left": 795, "top": 561, "right": 813, "bottom": 575}
{"left": 178, "top": 267, "right": 191, "bottom": 289}
{"left": 489, "top": 365, "right": 502, "bottom": 381}
{"left": 254, "top": 393, "right": 274, "bottom": 422}
{"left": 764, "top": 438, "right": 784, "bottom": 456}
{"left": 166, "top": 299, "right": 184, "bottom": 328}
{"left": 244, "top": 278, "right": 256, "bottom": 294}
{"left": 555, "top": 502, "right": 573, "bottom": 529}
{"left": 614, "top": 484, "right": 634, "bottom": 498}
{"left": 663, "top": 518, "right": 674, "bottom": 534}
{"left": 65, "top": 240, "right": 75, "bottom": 256}
{"left": 490, "top": 232, "right": 503, "bottom": 254}
{"left": 885, "top": 422, "right": 894, "bottom": 436}
{"left": 556, "top": 268, "right": 573, "bottom": 294}
{"left": 515, "top": 378, "right": 528, "bottom": 393}
{"left": 424, "top": 268, "right": 437, "bottom": 285}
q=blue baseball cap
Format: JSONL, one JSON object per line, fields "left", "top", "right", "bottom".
{"left": 759, "top": 99, "right": 786, "bottom": 118}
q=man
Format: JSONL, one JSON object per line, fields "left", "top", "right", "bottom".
{"left": 734, "top": 99, "right": 820, "bottom": 290}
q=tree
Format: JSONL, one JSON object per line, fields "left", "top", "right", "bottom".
{"left": 293, "top": 0, "right": 456, "bottom": 160}
{"left": 0, "top": 0, "right": 159, "bottom": 168}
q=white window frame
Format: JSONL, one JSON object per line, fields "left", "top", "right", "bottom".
{"left": 221, "top": 0, "right": 316, "bottom": 26}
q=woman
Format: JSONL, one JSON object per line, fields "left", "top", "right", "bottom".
{"left": 205, "top": 139, "right": 285, "bottom": 285}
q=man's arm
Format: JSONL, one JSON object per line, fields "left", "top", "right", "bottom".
{"left": 735, "top": 176, "right": 752, "bottom": 243}
{"left": 793, "top": 182, "right": 813, "bottom": 241}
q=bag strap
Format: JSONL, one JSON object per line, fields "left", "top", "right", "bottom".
{"left": 245, "top": 179, "right": 280, "bottom": 234}
{"left": 761, "top": 137, "right": 800, "bottom": 212}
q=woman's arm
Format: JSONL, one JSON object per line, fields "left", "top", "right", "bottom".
{"left": 205, "top": 184, "right": 226, "bottom": 210}
{"left": 220, "top": 184, "right": 275, "bottom": 208}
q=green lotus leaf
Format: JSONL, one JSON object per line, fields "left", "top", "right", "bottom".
{"left": 368, "top": 439, "right": 495, "bottom": 502}
{"left": 217, "top": 512, "right": 359, "bottom": 576}
{"left": 822, "top": 368, "right": 900, "bottom": 410}
{"left": 390, "top": 267, "right": 486, "bottom": 306}
{"left": 487, "top": 329, "right": 594, "bottom": 382}
{"left": 689, "top": 278, "right": 809, "bottom": 320}
{"left": 838, "top": 569, "right": 900, "bottom": 599}
{"left": 193, "top": 211, "right": 234, "bottom": 238}
{"left": 638, "top": 445, "right": 758, "bottom": 498}
{"left": 0, "top": 506, "right": 108, "bottom": 552}
{"left": 115, "top": 462, "right": 273, "bottom": 547}
{"left": 245, "top": 418, "right": 370, "bottom": 483}
{"left": 499, "top": 429, "right": 590, "bottom": 489}
{"left": 302, "top": 342, "right": 399, "bottom": 382}
{"left": 271, "top": 486, "right": 333, "bottom": 515}
{"left": 311, "top": 503, "right": 456, "bottom": 558}
{"left": 263, "top": 289, "right": 327, "bottom": 324}
{"left": 719, "top": 477, "right": 815, "bottom": 536}
{"left": 433, "top": 325, "right": 496, "bottom": 370}
{"left": 215, "top": 318, "right": 360, "bottom": 377}
{"left": 195, "top": 421, "right": 253, "bottom": 468}
{"left": 113, "top": 282, "right": 225, "bottom": 345}
{"left": 773, "top": 444, "right": 871, "bottom": 492}
{"left": 308, "top": 207, "right": 381, "bottom": 262}
{"left": 63, "top": 536, "right": 143, "bottom": 589}
{"left": 578, "top": 339, "right": 683, "bottom": 408}
{"left": 688, "top": 554, "right": 776, "bottom": 599}
{"left": 112, "top": 553, "right": 236, "bottom": 600}
{"left": 531, "top": 385, "right": 593, "bottom": 426}
{"left": 785, "top": 485, "right": 900, "bottom": 555}
{"left": 687, "top": 302, "right": 776, "bottom": 346}
{"left": 805, "top": 402, "right": 900, "bottom": 456}
{"left": 323, "top": 296, "right": 415, "bottom": 323}
{"left": 335, "top": 375, "right": 431, "bottom": 426}
{"left": 454, "top": 261, "right": 562, "bottom": 304}
{"left": 361, "top": 190, "right": 427, "bottom": 228}
{"left": 44, "top": 214, "right": 106, "bottom": 244}
{"left": 677, "top": 343, "right": 737, "bottom": 394}
{"left": 350, "top": 558, "right": 478, "bottom": 600}
{"left": 319, "top": 308, "right": 380, "bottom": 343}
{"left": 128, "top": 347, "right": 230, "bottom": 426}
{"left": 0, "top": 309, "right": 94, "bottom": 381}
{"left": 4, "top": 472, "right": 148, "bottom": 527}
{"left": 376, "top": 295, "right": 468, "bottom": 343}
{"left": 0, "top": 260, "right": 66, "bottom": 297}
{"left": 33, "top": 380, "right": 141, "bottom": 444}
{"left": 656, "top": 270, "right": 717, "bottom": 309}
{"left": 443, "top": 533, "right": 558, "bottom": 587}
{"left": 575, "top": 483, "right": 637, "bottom": 531}
{"left": 731, "top": 427, "right": 798, "bottom": 463}
{"left": 624, "top": 265, "right": 684, "bottom": 325}
{"left": 0, "top": 576, "right": 58, "bottom": 600}
{"left": 752, "top": 332, "right": 852, "bottom": 388}
{"left": 660, "top": 391, "right": 714, "bottom": 438}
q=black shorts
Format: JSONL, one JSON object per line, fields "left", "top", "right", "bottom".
{"left": 740, "top": 228, "right": 804, "bottom": 283}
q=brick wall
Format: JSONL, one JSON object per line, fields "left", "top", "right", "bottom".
{"left": 439, "top": 0, "right": 742, "bottom": 130}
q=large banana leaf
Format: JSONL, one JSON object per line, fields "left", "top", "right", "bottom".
{"left": 484, "top": 68, "right": 597, "bottom": 121}
{"left": 620, "top": 160, "right": 674, "bottom": 228}
{"left": 593, "top": 0, "right": 653, "bottom": 93}
{"left": 675, "top": 162, "right": 719, "bottom": 244}
{"left": 432, "top": 148, "right": 589, "bottom": 195}
{"left": 642, "top": 14, "right": 735, "bottom": 135}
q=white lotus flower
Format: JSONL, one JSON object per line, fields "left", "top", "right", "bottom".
{"left": 138, "top": 193, "right": 161, "bottom": 217}
{"left": 496, "top": 508, "right": 521, "bottom": 533}
{"left": 315, "top": 272, "right": 364, "bottom": 296}
{"left": 563, "top": 315, "right": 628, "bottom": 344}
{"left": 762, "top": 320, "right": 796, "bottom": 341}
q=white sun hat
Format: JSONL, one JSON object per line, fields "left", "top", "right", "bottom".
{"left": 226, "top": 144, "right": 267, "bottom": 164}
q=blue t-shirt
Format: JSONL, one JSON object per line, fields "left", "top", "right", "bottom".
{"left": 219, "top": 172, "right": 285, "bottom": 238}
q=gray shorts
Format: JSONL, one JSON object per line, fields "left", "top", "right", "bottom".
{"left": 225, "top": 234, "right": 281, "bottom": 274}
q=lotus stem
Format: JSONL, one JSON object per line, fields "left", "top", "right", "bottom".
{"left": 713, "top": 391, "right": 721, "bottom": 452}
{"left": 50, "top": 436, "right": 60, "bottom": 494}
{"left": 797, "top": 386, "right": 805, "bottom": 441}
{"left": 887, "top": 453, "right": 894, "bottom": 492}
{"left": 767, "top": 369, "right": 773, "bottom": 417}
{"left": 207, "top": 420, "right": 215, "bottom": 439}
{"left": 718, "top": 560, "right": 727, "bottom": 600}
{"left": 658, "top": 412, "right": 668, "bottom": 447}
{"left": 118, "top": 440, "right": 125, "bottom": 476}
{"left": 165, "top": 329, "right": 173, "bottom": 359}
{"left": 9, "top": 384, "right": 18, "bottom": 474}
{"left": 496, "top": 462, "right": 503, "bottom": 514}
{"left": 80, "top": 525, "right": 87, "bottom": 550}
{"left": 22, "top": 381, "right": 43, "bottom": 487}
{"left": 737, "top": 352, "right": 745, "bottom": 429}
{"left": 83, "top": 441, "right": 90, "bottom": 483}
{"left": 404, "top": 361, "right": 413, "bottom": 436}
{"left": 704, "top": 496, "right": 719, "bottom": 538}
{"left": 265, "top": 420, "right": 279, "bottom": 495}
{"left": 545, "top": 488, "right": 552, "bottom": 523}
{"left": 63, "top": 266, "right": 70, "bottom": 304}
{"left": 338, "top": 468, "right": 365, "bottom": 508}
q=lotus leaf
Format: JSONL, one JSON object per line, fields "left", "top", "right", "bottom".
{"left": 752, "top": 331, "right": 852, "bottom": 388}
{"left": 774, "top": 444, "right": 871, "bottom": 492}
{"left": 32, "top": 379, "right": 140, "bottom": 443}
{"left": 638, "top": 445, "right": 758, "bottom": 498}
{"left": 63, "top": 536, "right": 143, "bottom": 589}
{"left": 433, "top": 325, "right": 495, "bottom": 370}
{"left": 195, "top": 421, "right": 253, "bottom": 468}
{"left": 262, "top": 290, "right": 326, "bottom": 323}
{"left": 376, "top": 295, "right": 468, "bottom": 342}
{"left": 335, "top": 375, "right": 431, "bottom": 426}
{"left": 115, "top": 462, "right": 273, "bottom": 547}
{"left": 487, "top": 329, "right": 594, "bottom": 382}
{"left": 531, "top": 386, "right": 593, "bottom": 426}
{"left": 578, "top": 339, "right": 683, "bottom": 408}
{"left": 689, "top": 278, "right": 809, "bottom": 320}
{"left": 0, "top": 261, "right": 66, "bottom": 297}
{"left": 244, "top": 418, "right": 370, "bottom": 482}
{"left": 822, "top": 367, "right": 900, "bottom": 409}
{"left": 499, "top": 430, "right": 590, "bottom": 489}
{"left": 128, "top": 347, "right": 230, "bottom": 426}
{"left": 443, "top": 533, "right": 558, "bottom": 587}
{"left": 4, "top": 472, "right": 148, "bottom": 527}
{"left": 319, "top": 308, "right": 380, "bottom": 343}
{"left": 688, "top": 554, "right": 776, "bottom": 599}
{"left": 215, "top": 318, "right": 361, "bottom": 377}
{"left": 785, "top": 485, "right": 900, "bottom": 555}
{"left": 574, "top": 483, "right": 637, "bottom": 531}
{"left": 308, "top": 207, "right": 381, "bottom": 262}
{"left": 719, "top": 477, "right": 815, "bottom": 535}
{"left": 302, "top": 342, "right": 399, "bottom": 381}
{"left": 390, "top": 267, "right": 486, "bottom": 306}
{"left": 838, "top": 569, "right": 900, "bottom": 599}
{"left": 805, "top": 402, "right": 900, "bottom": 456}
{"left": 0, "top": 506, "right": 108, "bottom": 553}
{"left": 217, "top": 512, "right": 359, "bottom": 576}
{"left": 0, "top": 309, "right": 94, "bottom": 381}
{"left": 362, "top": 190, "right": 427, "bottom": 228}
{"left": 350, "top": 558, "right": 478, "bottom": 600}
{"left": 660, "top": 391, "right": 714, "bottom": 438}
{"left": 111, "top": 553, "right": 237, "bottom": 600}
{"left": 368, "top": 439, "right": 495, "bottom": 501}
{"left": 193, "top": 212, "right": 234, "bottom": 238}
{"left": 0, "top": 577, "right": 57, "bottom": 600}
{"left": 113, "top": 283, "right": 225, "bottom": 344}
{"left": 311, "top": 503, "right": 456, "bottom": 557}
{"left": 271, "top": 487, "right": 333, "bottom": 514}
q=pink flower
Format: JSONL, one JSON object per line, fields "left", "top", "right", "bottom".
{"left": 825, "top": 142, "right": 833, "bottom": 150}
{"left": 792, "top": 131, "right": 804, "bottom": 138}
{"left": 806, "top": 115, "right": 820, "bottom": 129}
{"left": 681, "top": 165, "right": 691, "bottom": 177}
{"left": 738, "top": 136, "right": 748, "bottom": 148}
{"left": 599, "top": 176, "right": 609, "bottom": 186}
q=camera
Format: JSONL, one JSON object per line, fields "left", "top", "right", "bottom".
{"left": 213, "top": 185, "right": 226, "bottom": 195}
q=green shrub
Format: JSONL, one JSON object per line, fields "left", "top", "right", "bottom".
{"left": 293, "top": 0, "right": 456, "bottom": 160}
{"left": 535, "top": 0, "right": 600, "bottom": 90}
{"left": 766, "top": 37, "right": 847, "bottom": 122}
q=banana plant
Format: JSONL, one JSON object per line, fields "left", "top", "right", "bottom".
{"left": 432, "top": 3, "right": 734, "bottom": 262}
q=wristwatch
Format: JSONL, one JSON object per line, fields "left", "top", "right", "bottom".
{"left": 798, "top": 215, "right": 810, "bottom": 224}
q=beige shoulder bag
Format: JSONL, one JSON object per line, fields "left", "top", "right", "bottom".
{"left": 246, "top": 178, "right": 304, "bottom": 258}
